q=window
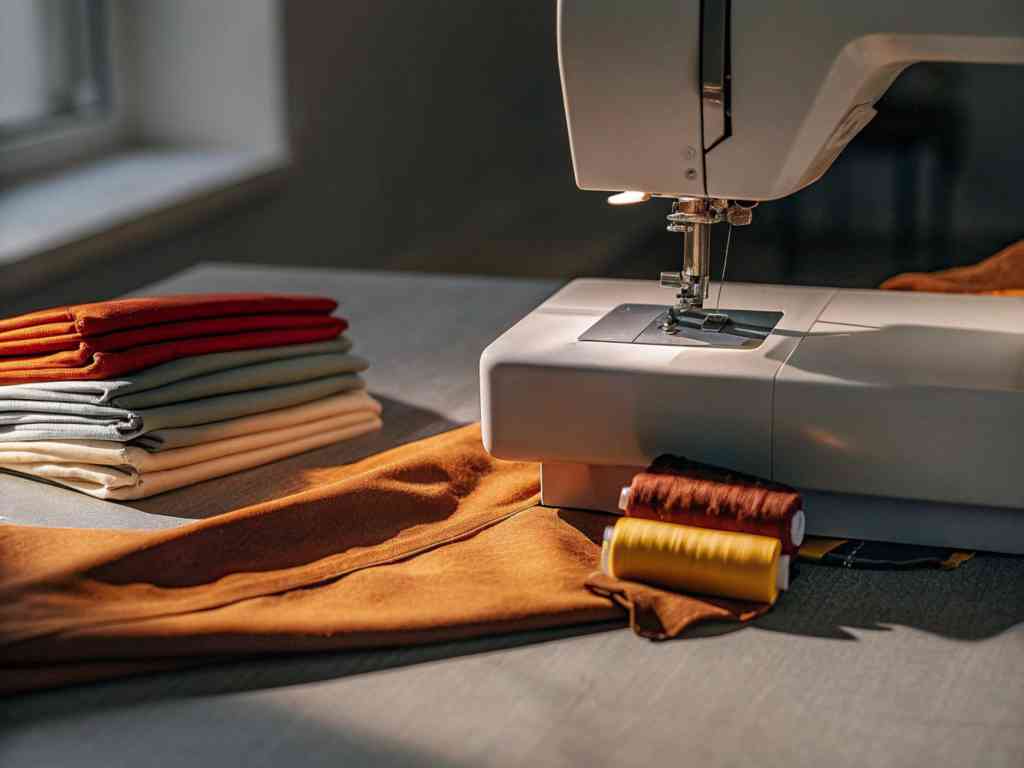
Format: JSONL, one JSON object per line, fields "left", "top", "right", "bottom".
{"left": 0, "top": 0, "right": 109, "bottom": 143}
{"left": 0, "top": 0, "right": 287, "bottom": 292}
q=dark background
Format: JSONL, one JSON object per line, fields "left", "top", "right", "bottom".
{"left": 18, "top": 1, "right": 1024, "bottom": 312}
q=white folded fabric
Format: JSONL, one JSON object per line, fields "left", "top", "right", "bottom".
{"left": 0, "top": 405, "right": 383, "bottom": 473}
{"left": 2, "top": 414, "right": 383, "bottom": 500}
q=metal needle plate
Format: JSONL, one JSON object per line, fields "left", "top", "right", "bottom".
{"left": 578, "top": 304, "right": 783, "bottom": 349}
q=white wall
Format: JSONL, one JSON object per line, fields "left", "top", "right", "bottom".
{"left": 0, "top": 1, "right": 53, "bottom": 125}
{"left": 124, "top": 0, "right": 285, "bottom": 151}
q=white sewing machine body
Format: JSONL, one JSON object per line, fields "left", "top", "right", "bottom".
{"left": 481, "top": 280, "right": 1024, "bottom": 552}
{"left": 480, "top": 0, "right": 1024, "bottom": 552}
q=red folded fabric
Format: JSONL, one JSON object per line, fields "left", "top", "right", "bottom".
{"left": 0, "top": 294, "right": 347, "bottom": 384}
{"left": 0, "top": 313, "right": 342, "bottom": 358}
{"left": 0, "top": 293, "right": 338, "bottom": 338}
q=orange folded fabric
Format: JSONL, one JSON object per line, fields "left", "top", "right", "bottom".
{"left": 0, "top": 294, "right": 346, "bottom": 384}
{"left": 0, "top": 425, "right": 765, "bottom": 695}
{"left": 880, "top": 239, "right": 1024, "bottom": 294}
{"left": 0, "top": 293, "right": 338, "bottom": 337}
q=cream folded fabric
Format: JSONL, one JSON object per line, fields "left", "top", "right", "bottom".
{"left": 133, "top": 389, "right": 382, "bottom": 451}
{"left": 2, "top": 414, "right": 383, "bottom": 500}
{"left": 0, "top": 395, "right": 383, "bottom": 472}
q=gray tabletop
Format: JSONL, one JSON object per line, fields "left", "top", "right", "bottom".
{"left": 3, "top": 264, "right": 1023, "bottom": 768}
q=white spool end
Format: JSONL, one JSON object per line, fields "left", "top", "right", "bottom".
{"left": 618, "top": 485, "right": 632, "bottom": 512}
{"left": 777, "top": 555, "right": 791, "bottom": 591}
{"left": 600, "top": 526, "right": 615, "bottom": 576}
{"left": 791, "top": 510, "right": 805, "bottom": 548}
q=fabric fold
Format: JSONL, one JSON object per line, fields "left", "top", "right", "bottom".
{"left": 0, "top": 425, "right": 760, "bottom": 695}
{"left": 880, "top": 238, "right": 1024, "bottom": 293}
{"left": 0, "top": 338, "right": 353, "bottom": 405}
{"left": 0, "top": 392, "right": 383, "bottom": 471}
{"left": 584, "top": 572, "right": 769, "bottom": 640}
{"left": 1, "top": 414, "right": 383, "bottom": 499}
{"left": 0, "top": 373, "right": 366, "bottom": 442}
{"left": 0, "top": 324, "right": 347, "bottom": 384}
{"left": 134, "top": 389, "right": 382, "bottom": 451}
{"left": 0, "top": 293, "right": 338, "bottom": 338}
{"left": 0, "top": 313, "right": 342, "bottom": 359}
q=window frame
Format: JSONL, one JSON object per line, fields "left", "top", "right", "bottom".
{"left": 0, "top": 0, "right": 288, "bottom": 295}
{"left": 0, "top": 0, "right": 125, "bottom": 181}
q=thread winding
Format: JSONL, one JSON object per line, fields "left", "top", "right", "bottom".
{"left": 601, "top": 517, "right": 781, "bottom": 604}
{"left": 624, "top": 454, "right": 804, "bottom": 554}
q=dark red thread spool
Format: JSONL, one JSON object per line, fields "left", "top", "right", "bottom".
{"left": 621, "top": 454, "right": 805, "bottom": 555}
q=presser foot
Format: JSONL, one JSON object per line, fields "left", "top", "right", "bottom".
{"left": 580, "top": 303, "right": 783, "bottom": 349}
{"left": 659, "top": 306, "right": 732, "bottom": 335}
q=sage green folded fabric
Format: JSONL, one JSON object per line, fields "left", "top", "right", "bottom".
{"left": 0, "top": 338, "right": 353, "bottom": 405}
{"left": 0, "top": 373, "right": 365, "bottom": 442}
{"left": 116, "top": 351, "right": 366, "bottom": 409}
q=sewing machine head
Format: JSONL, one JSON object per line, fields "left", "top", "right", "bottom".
{"left": 558, "top": 0, "right": 1024, "bottom": 326}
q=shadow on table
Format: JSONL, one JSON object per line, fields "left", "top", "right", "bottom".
{"left": 751, "top": 552, "right": 1024, "bottom": 641}
{"left": 2, "top": 621, "right": 623, "bottom": 728}
{"left": 124, "top": 395, "right": 465, "bottom": 521}
{"left": 5, "top": 673, "right": 486, "bottom": 768}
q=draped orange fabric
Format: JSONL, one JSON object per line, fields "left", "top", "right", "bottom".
{"left": 0, "top": 425, "right": 764, "bottom": 695}
{"left": 880, "top": 239, "right": 1024, "bottom": 294}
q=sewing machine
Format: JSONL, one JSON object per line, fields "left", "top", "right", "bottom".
{"left": 480, "top": 1, "right": 1024, "bottom": 553}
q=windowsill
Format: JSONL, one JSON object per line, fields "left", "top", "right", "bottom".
{"left": 0, "top": 146, "right": 288, "bottom": 295}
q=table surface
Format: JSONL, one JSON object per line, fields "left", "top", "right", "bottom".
{"left": 3, "top": 264, "right": 1023, "bottom": 768}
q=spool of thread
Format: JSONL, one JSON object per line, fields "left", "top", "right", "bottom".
{"left": 619, "top": 484, "right": 804, "bottom": 554}
{"left": 619, "top": 458, "right": 805, "bottom": 555}
{"left": 600, "top": 517, "right": 783, "bottom": 604}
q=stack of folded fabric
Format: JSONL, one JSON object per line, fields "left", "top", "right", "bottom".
{"left": 0, "top": 294, "right": 383, "bottom": 499}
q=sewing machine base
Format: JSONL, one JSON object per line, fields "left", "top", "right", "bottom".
{"left": 481, "top": 278, "right": 1024, "bottom": 552}
{"left": 541, "top": 461, "right": 1024, "bottom": 555}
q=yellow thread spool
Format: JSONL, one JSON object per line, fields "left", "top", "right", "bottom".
{"left": 602, "top": 517, "right": 781, "bottom": 604}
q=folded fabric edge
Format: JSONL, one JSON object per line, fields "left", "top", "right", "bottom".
{"left": 135, "top": 390, "right": 382, "bottom": 451}
{"left": 0, "top": 409, "right": 384, "bottom": 474}
{"left": 0, "top": 323, "right": 348, "bottom": 383}
{"left": 22, "top": 415, "right": 384, "bottom": 500}
{"left": 0, "top": 461, "right": 138, "bottom": 489}
{"left": 0, "top": 294, "right": 339, "bottom": 339}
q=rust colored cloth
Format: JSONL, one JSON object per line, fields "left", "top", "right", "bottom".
{"left": 0, "top": 294, "right": 346, "bottom": 384}
{"left": 880, "top": 239, "right": 1024, "bottom": 293}
{"left": 0, "top": 426, "right": 767, "bottom": 695}
{"left": 584, "top": 573, "right": 770, "bottom": 640}
{"left": 626, "top": 454, "right": 803, "bottom": 554}
{"left": 0, "top": 294, "right": 338, "bottom": 338}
